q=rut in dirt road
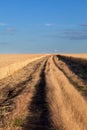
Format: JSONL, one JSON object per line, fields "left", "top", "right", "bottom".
{"left": 22, "top": 59, "right": 54, "bottom": 130}
{"left": 1, "top": 55, "right": 87, "bottom": 130}
{"left": 22, "top": 56, "right": 87, "bottom": 130}
{"left": 45, "top": 56, "right": 87, "bottom": 130}
{"left": 0, "top": 57, "right": 48, "bottom": 129}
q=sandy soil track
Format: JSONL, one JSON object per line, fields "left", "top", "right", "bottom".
{"left": 0, "top": 55, "right": 87, "bottom": 130}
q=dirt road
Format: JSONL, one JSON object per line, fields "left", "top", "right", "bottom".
{"left": 0, "top": 55, "right": 87, "bottom": 130}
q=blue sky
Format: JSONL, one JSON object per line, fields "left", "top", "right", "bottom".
{"left": 0, "top": 0, "right": 87, "bottom": 53}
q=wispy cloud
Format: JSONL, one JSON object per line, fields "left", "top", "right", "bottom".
{"left": 63, "top": 27, "right": 87, "bottom": 40}
{"left": 6, "top": 28, "right": 16, "bottom": 32}
{"left": 44, "top": 24, "right": 87, "bottom": 40}
{"left": 56, "top": 24, "right": 87, "bottom": 40}
{"left": 0, "top": 27, "right": 16, "bottom": 35}
{"left": 45, "top": 23, "right": 54, "bottom": 27}
{"left": 80, "top": 24, "right": 87, "bottom": 27}
{"left": 0, "top": 22, "right": 7, "bottom": 26}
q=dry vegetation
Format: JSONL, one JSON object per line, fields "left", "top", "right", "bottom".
{"left": 46, "top": 56, "right": 87, "bottom": 130}
{"left": 0, "top": 54, "right": 87, "bottom": 130}
{"left": 56, "top": 54, "right": 87, "bottom": 98}
{"left": 0, "top": 54, "right": 47, "bottom": 80}
{"left": 0, "top": 56, "right": 48, "bottom": 130}
{"left": 61, "top": 54, "right": 87, "bottom": 59}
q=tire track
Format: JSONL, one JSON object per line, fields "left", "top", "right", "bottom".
{"left": 0, "top": 57, "right": 48, "bottom": 129}
{"left": 53, "top": 55, "right": 87, "bottom": 98}
{"left": 0, "top": 57, "right": 46, "bottom": 105}
{"left": 45, "top": 56, "right": 87, "bottom": 130}
{"left": 1, "top": 55, "right": 87, "bottom": 130}
{"left": 22, "top": 58, "right": 54, "bottom": 130}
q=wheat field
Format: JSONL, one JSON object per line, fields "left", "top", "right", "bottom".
{"left": 0, "top": 54, "right": 47, "bottom": 80}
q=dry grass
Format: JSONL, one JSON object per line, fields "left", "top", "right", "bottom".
{"left": 0, "top": 54, "right": 46, "bottom": 68}
{"left": 0, "top": 54, "right": 47, "bottom": 80}
{"left": 0, "top": 55, "right": 87, "bottom": 130}
{"left": 56, "top": 55, "right": 87, "bottom": 98}
{"left": 61, "top": 53, "right": 87, "bottom": 59}
{"left": 45, "top": 56, "right": 87, "bottom": 130}
{"left": 0, "top": 57, "right": 47, "bottom": 130}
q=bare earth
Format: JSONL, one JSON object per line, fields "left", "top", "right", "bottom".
{"left": 0, "top": 54, "right": 87, "bottom": 130}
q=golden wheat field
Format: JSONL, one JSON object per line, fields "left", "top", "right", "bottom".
{"left": 0, "top": 54, "right": 44, "bottom": 68}
{"left": 0, "top": 54, "right": 47, "bottom": 80}
{"left": 0, "top": 54, "right": 87, "bottom": 130}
